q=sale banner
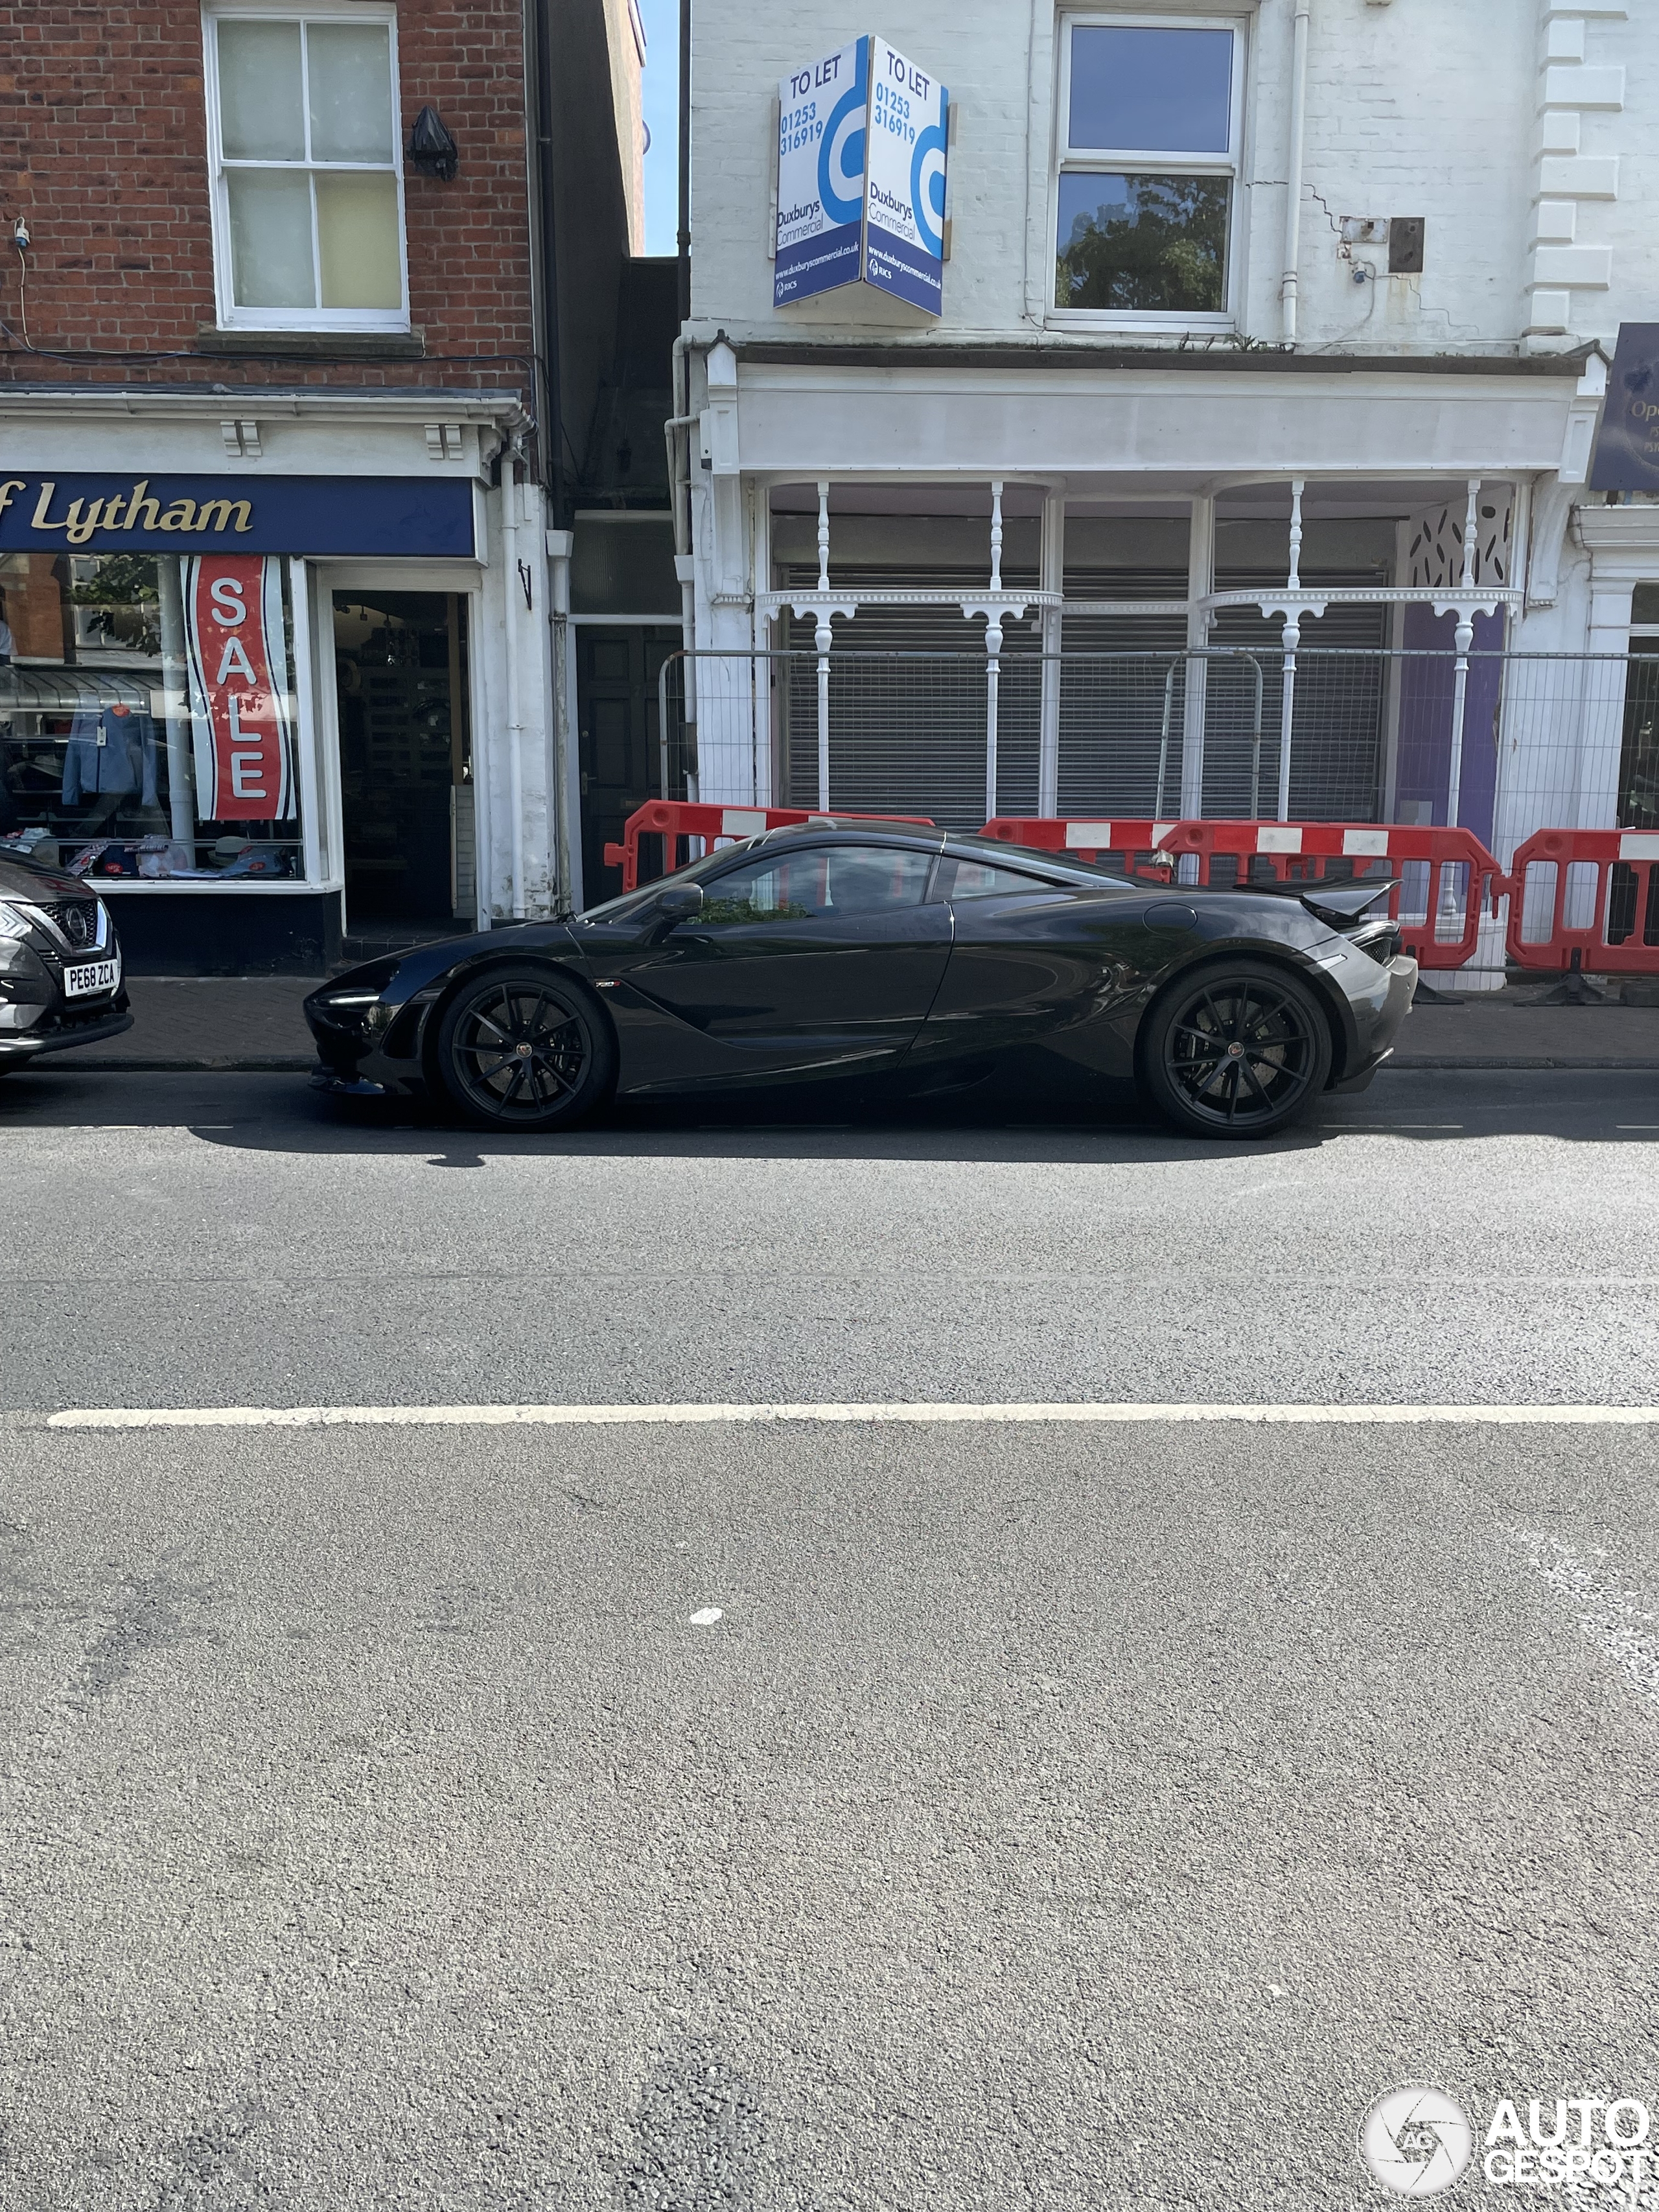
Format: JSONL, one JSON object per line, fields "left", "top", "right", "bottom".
{"left": 183, "top": 553, "right": 294, "bottom": 821}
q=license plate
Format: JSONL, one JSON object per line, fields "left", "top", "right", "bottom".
{"left": 64, "top": 958, "right": 120, "bottom": 999}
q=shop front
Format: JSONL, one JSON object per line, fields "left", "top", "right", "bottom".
{"left": 0, "top": 390, "right": 557, "bottom": 973}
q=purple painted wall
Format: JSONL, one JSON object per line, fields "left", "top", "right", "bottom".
{"left": 1393, "top": 607, "right": 1505, "bottom": 842}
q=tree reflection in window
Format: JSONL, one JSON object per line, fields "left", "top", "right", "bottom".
{"left": 1056, "top": 173, "right": 1229, "bottom": 314}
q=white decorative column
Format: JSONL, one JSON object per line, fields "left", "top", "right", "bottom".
{"left": 1275, "top": 480, "right": 1305, "bottom": 822}
{"left": 984, "top": 479, "right": 1004, "bottom": 822}
{"left": 1181, "top": 494, "right": 1214, "bottom": 819}
{"left": 1038, "top": 488, "right": 1065, "bottom": 816}
{"left": 1444, "top": 478, "right": 1481, "bottom": 827}
{"left": 696, "top": 340, "right": 756, "bottom": 807}
{"left": 815, "top": 478, "right": 833, "bottom": 813}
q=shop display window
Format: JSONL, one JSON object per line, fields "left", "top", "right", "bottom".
{"left": 0, "top": 550, "right": 306, "bottom": 883}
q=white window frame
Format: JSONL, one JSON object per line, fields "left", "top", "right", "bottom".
{"left": 1050, "top": 9, "right": 1247, "bottom": 334}
{"left": 202, "top": 0, "right": 411, "bottom": 334}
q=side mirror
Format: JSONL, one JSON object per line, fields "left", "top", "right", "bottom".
{"left": 656, "top": 881, "right": 704, "bottom": 920}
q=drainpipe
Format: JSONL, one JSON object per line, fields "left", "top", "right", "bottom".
{"left": 501, "top": 438, "right": 527, "bottom": 919}
{"left": 531, "top": 0, "right": 566, "bottom": 520}
{"left": 664, "top": 333, "right": 699, "bottom": 785}
{"left": 1281, "top": 0, "right": 1312, "bottom": 345}
{"left": 677, "top": 0, "right": 691, "bottom": 325}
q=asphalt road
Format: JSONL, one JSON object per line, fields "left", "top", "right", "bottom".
{"left": 3, "top": 1066, "right": 1659, "bottom": 2209}
{"left": 4, "top": 1065, "right": 1659, "bottom": 1411}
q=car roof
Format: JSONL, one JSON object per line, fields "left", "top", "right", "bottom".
{"left": 750, "top": 819, "right": 1138, "bottom": 891}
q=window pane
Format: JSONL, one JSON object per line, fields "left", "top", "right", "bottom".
{"left": 0, "top": 554, "right": 306, "bottom": 881}
{"left": 227, "top": 170, "right": 317, "bottom": 308}
{"left": 1056, "top": 172, "right": 1229, "bottom": 313}
{"left": 943, "top": 859, "right": 1055, "bottom": 900}
{"left": 316, "top": 172, "right": 402, "bottom": 308}
{"left": 217, "top": 20, "right": 305, "bottom": 161}
{"left": 307, "top": 23, "right": 395, "bottom": 163}
{"left": 697, "top": 845, "right": 932, "bottom": 925}
{"left": 1069, "top": 27, "right": 1233, "bottom": 154}
{"left": 1632, "top": 584, "right": 1659, "bottom": 625}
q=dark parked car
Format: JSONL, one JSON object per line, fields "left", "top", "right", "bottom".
{"left": 0, "top": 851, "right": 132, "bottom": 1069}
{"left": 306, "top": 822, "right": 1415, "bottom": 1140}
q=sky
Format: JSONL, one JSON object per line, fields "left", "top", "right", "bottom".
{"left": 637, "top": 0, "right": 679, "bottom": 256}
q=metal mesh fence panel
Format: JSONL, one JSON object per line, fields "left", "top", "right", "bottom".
{"left": 649, "top": 646, "right": 1656, "bottom": 859}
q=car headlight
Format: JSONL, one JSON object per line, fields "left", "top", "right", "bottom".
{"left": 0, "top": 902, "right": 30, "bottom": 941}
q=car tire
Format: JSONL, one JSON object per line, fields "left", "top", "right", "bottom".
{"left": 1140, "top": 959, "right": 1332, "bottom": 1140}
{"left": 434, "top": 963, "right": 616, "bottom": 1132}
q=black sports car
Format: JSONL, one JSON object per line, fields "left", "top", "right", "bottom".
{"left": 0, "top": 850, "right": 132, "bottom": 1069}
{"left": 305, "top": 822, "right": 1416, "bottom": 1139}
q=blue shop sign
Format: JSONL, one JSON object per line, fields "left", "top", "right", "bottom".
{"left": 0, "top": 473, "right": 476, "bottom": 556}
{"left": 1590, "top": 326, "right": 1659, "bottom": 495}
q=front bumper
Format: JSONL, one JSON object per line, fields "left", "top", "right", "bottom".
{"left": 304, "top": 1006, "right": 430, "bottom": 1100}
{"left": 0, "top": 1001, "right": 133, "bottom": 1060}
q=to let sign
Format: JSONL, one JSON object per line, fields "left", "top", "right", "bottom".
{"left": 774, "top": 33, "right": 948, "bottom": 318}
{"left": 185, "top": 555, "right": 296, "bottom": 821}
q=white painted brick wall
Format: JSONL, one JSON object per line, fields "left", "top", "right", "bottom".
{"left": 688, "top": 0, "right": 1656, "bottom": 355}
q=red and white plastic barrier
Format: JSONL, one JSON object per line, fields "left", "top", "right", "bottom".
{"left": 1506, "top": 827, "right": 1659, "bottom": 977}
{"left": 1154, "top": 820, "right": 1505, "bottom": 972}
{"left": 980, "top": 816, "right": 1180, "bottom": 879}
{"left": 603, "top": 804, "right": 1659, "bottom": 984}
{"left": 601, "top": 800, "right": 934, "bottom": 894}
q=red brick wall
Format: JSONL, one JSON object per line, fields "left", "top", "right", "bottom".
{"left": 0, "top": 1, "right": 537, "bottom": 395}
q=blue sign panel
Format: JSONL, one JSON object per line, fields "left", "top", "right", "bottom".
{"left": 864, "top": 39, "right": 948, "bottom": 317}
{"left": 775, "top": 38, "right": 870, "bottom": 308}
{"left": 0, "top": 474, "right": 476, "bottom": 557}
{"left": 1590, "top": 327, "right": 1659, "bottom": 494}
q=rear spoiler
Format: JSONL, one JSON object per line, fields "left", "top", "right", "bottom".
{"left": 1297, "top": 878, "right": 1398, "bottom": 929}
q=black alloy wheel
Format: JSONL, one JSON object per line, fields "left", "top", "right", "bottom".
{"left": 1141, "top": 960, "right": 1332, "bottom": 1139}
{"left": 435, "top": 964, "right": 615, "bottom": 1131}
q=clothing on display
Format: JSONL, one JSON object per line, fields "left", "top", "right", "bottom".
{"left": 61, "top": 704, "right": 159, "bottom": 808}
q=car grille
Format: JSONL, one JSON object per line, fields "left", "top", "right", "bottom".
{"left": 40, "top": 898, "right": 102, "bottom": 951}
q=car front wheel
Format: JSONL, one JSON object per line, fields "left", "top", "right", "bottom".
{"left": 1141, "top": 960, "right": 1332, "bottom": 1139}
{"left": 435, "top": 964, "right": 615, "bottom": 1131}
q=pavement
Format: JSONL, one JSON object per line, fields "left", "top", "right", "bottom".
{"left": 68, "top": 972, "right": 1659, "bottom": 1073}
{"left": 5, "top": 1065, "right": 1659, "bottom": 2208}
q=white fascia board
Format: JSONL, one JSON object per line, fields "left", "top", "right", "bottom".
{"left": 728, "top": 366, "right": 1584, "bottom": 480}
{"left": 0, "top": 390, "right": 524, "bottom": 478}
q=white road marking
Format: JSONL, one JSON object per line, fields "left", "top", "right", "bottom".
{"left": 41, "top": 1401, "right": 1659, "bottom": 1432}
{"left": 688, "top": 1608, "right": 725, "bottom": 1627}
{"left": 1514, "top": 1531, "right": 1659, "bottom": 1710}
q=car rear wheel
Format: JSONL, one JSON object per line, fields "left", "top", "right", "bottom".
{"left": 1141, "top": 960, "right": 1332, "bottom": 1139}
{"left": 435, "top": 964, "right": 615, "bottom": 1132}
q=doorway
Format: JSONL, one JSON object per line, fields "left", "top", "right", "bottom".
{"left": 577, "top": 625, "right": 681, "bottom": 900}
{"left": 333, "top": 590, "right": 472, "bottom": 933}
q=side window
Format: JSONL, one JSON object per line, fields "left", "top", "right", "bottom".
{"left": 695, "top": 845, "right": 933, "bottom": 927}
{"left": 205, "top": 4, "right": 408, "bottom": 332}
{"left": 940, "top": 857, "right": 1060, "bottom": 901}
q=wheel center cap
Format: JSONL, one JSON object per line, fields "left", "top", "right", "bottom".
{"left": 1227, "top": 1042, "right": 1244, "bottom": 1057}
{"left": 516, "top": 1042, "right": 533, "bottom": 1056}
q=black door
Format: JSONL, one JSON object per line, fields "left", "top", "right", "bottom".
{"left": 577, "top": 626, "right": 680, "bottom": 903}
{"left": 912, "top": 852, "right": 1161, "bottom": 1078}
{"left": 623, "top": 840, "right": 951, "bottom": 1073}
{"left": 334, "top": 590, "right": 469, "bottom": 926}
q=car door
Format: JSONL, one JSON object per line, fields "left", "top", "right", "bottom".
{"left": 621, "top": 839, "right": 952, "bottom": 1075}
{"left": 913, "top": 852, "right": 1163, "bottom": 1076}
